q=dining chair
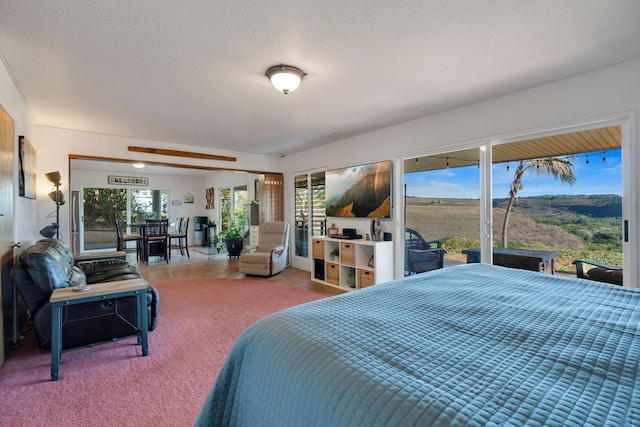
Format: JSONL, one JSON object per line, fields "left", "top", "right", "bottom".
{"left": 169, "top": 217, "right": 190, "bottom": 259}
{"left": 144, "top": 219, "right": 169, "bottom": 263}
{"left": 115, "top": 219, "right": 143, "bottom": 261}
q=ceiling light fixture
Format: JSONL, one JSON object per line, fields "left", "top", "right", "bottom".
{"left": 132, "top": 163, "right": 145, "bottom": 169}
{"left": 265, "top": 64, "right": 306, "bottom": 95}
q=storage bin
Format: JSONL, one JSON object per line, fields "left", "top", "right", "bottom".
{"left": 358, "top": 269, "right": 375, "bottom": 288}
{"left": 326, "top": 262, "right": 339, "bottom": 285}
{"left": 312, "top": 238, "right": 325, "bottom": 259}
{"left": 340, "top": 243, "right": 356, "bottom": 266}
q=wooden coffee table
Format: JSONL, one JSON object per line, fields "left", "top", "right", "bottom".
{"left": 49, "top": 278, "right": 149, "bottom": 381}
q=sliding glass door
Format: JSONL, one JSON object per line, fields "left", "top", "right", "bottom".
{"left": 80, "top": 187, "right": 167, "bottom": 252}
{"left": 403, "top": 123, "right": 628, "bottom": 282}
{"left": 491, "top": 132, "right": 622, "bottom": 276}
{"left": 404, "top": 148, "right": 483, "bottom": 275}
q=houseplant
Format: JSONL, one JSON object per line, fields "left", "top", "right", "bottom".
{"left": 221, "top": 220, "right": 244, "bottom": 258}
{"left": 212, "top": 233, "right": 226, "bottom": 254}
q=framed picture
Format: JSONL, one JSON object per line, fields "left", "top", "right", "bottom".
{"left": 206, "top": 187, "right": 215, "bottom": 209}
{"left": 18, "top": 135, "right": 36, "bottom": 198}
{"left": 368, "top": 254, "right": 375, "bottom": 268}
{"left": 108, "top": 175, "right": 149, "bottom": 186}
{"left": 325, "top": 160, "right": 392, "bottom": 218}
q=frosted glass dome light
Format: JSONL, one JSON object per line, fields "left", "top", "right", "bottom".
{"left": 266, "top": 64, "right": 306, "bottom": 95}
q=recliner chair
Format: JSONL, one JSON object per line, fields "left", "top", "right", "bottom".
{"left": 12, "top": 238, "right": 159, "bottom": 350}
{"left": 239, "top": 222, "right": 290, "bottom": 277}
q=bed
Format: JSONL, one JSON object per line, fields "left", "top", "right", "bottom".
{"left": 196, "top": 264, "right": 640, "bottom": 426}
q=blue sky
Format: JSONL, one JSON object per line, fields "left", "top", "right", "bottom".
{"left": 405, "top": 149, "right": 622, "bottom": 199}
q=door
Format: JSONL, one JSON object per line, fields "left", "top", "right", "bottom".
{"left": 294, "top": 174, "right": 309, "bottom": 258}
{"left": 0, "top": 104, "right": 14, "bottom": 364}
{"left": 403, "top": 123, "right": 628, "bottom": 281}
{"left": 292, "top": 172, "right": 326, "bottom": 271}
{"left": 80, "top": 187, "right": 168, "bottom": 252}
{"left": 404, "top": 147, "right": 483, "bottom": 275}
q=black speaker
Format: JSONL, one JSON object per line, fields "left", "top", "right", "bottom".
{"left": 343, "top": 228, "right": 357, "bottom": 236}
{"left": 383, "top": 232, "right": 392, "bottom": 241}
{"left": 314, "top": 259, "right": 325, "bottom": 280}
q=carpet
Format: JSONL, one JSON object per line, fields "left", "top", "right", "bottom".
{"left": 0, "top": 278, "right": 325, "bottom": 426}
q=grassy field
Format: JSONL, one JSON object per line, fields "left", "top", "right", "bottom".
{"left": 406, "top": 197, "right": 622, "bottom": 273}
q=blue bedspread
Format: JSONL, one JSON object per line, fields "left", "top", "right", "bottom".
{"left": 196, "top": 264, "right": 640, "bottom": 426}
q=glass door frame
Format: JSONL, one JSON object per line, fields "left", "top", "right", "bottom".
{"left": 291, "top": 168, "right": 326, "bottom": 271}
{"left": 396, "top": 113, "right": 636, "bottom": 286}
{"left": 78, "top": 186, "right": 169, "bottom": 253}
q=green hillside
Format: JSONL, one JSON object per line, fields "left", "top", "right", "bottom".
{"left": 405, "top": 194, "right": 622, "bottom": 272}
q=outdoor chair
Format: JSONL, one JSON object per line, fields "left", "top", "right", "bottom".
{"left": 573, "top": 259, "right": 622, "bottom": 286}
{"left": 405, "top": 227, "right": 447, "bottom": 275}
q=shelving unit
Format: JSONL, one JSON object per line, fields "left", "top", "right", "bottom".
{"left": 311, "top": 237, "right": 393, "bottom": 291}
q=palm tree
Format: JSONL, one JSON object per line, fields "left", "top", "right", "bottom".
{"left": 501, "top": 158, "right": 576, "bottom": 248}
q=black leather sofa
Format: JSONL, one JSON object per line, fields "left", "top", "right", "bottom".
{"left": 11, "top": 238, "right": 159, "bottom": 350}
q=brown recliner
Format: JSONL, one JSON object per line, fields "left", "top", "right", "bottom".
{"left": 239, "top": 222, "right": 290, "bottom": 277}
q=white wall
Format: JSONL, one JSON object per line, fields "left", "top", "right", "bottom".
{"left": 72, "top": 168, "right": 209, "bottom": 247}
{"left": 3, "top": 56, "right": 640, "bottom": 272}
{"left": 0, "top": 54, "right": 38, "bottom": 248}
{"left": 33, "top": 126, "right": 281, "bottom": 244}
{"left": 204, "top": 170, "right": 260, "bottom": 226}
{"left": 282, "top": 59, "right": 640, "bottom": 274}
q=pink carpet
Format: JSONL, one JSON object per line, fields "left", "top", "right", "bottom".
{"left": 0, "top": 278, "right": 325, "bottom": 426}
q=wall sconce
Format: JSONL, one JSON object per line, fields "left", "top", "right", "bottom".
{"left": 40, "top": 171, "right": 65, "bottom": 238}
{"left": 266, "top": 64, "right": 306, "bottom": 95}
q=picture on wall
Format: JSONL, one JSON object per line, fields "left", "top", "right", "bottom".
{"left": 18, "top": 135, "right": 36, "bottom": 198}
{"left": 206, "top": 187, "right": 215, "bottom": 209}
{"left": 325, "top": 160, "right": 392, "bottom": 218}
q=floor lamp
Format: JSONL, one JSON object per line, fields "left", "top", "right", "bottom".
{"left": 40, "top": 171, "right": 65, "bottom": 238}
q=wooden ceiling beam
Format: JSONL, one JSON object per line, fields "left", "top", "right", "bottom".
{"left": 127, "top": 146, "right": 236, "bottom": 162}
{"left": 68, "top": 154, "right": 270, "bottom": 175}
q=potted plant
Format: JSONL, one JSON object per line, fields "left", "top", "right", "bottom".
{"left": 330, "top": 247, "right": 339, "bottom": 261}
{"left": 212, "top": 233, "right": 226, "bottom": 254}
{"left": 221, "top": 220, "right": 244, "bottom": 258}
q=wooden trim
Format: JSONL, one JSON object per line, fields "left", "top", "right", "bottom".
{"left": 128, "top": 146, "right": 236, "bottom": 162}
{"left": 68, "top": 154, "right": 270, "bottom": 175}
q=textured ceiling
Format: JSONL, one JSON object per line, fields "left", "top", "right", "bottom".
{"left": 2, "top": 1, "right": 640, "bottom": 157}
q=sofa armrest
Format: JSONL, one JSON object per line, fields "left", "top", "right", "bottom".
{"left": 270, "top": 245, "right": 285, "bottom": 257}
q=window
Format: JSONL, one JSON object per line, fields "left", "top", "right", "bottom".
{"left": 404, "top": 125, "right": 624, "bottom": 277}
{"left": 81, "top": 187, "right": 167, "bottom": 251}
{"left": 294, "top": 175, "right": 309, "bottom": 257}
{"left": 220, "top": 186, "right": 247, "bottom": 232}
{"left": 293, "top": 172, "right": 326, "bottom": 261}
{"left": 311, "top": 172, "right": 326, "bottom": 237}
